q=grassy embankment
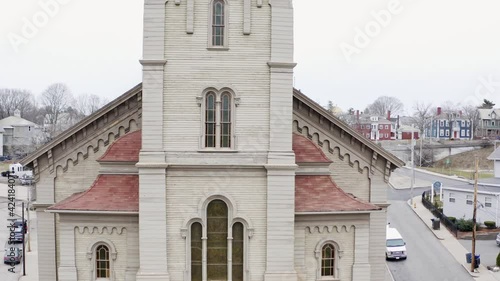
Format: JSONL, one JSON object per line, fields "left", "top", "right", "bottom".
{"left": 422, "top": 146, "right": 495, "bottom": 179}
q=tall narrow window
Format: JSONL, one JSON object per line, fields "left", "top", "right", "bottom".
{"left": 202, "top": 89, "right": 234, "bottom": 149}
{"left": 321, "top": 244, "right": 335, "bottom": 277}
{"left": 96, "top": 245, "right": 110, "bottom": 278}
{"left": 207, "top": 200, "right": 228, "bottom": 281}
{"left": 191, "top": 223, "right": 203, "bottom": 281}
{"left": 232, "top": 222, "right": 244, "bottom": 281}
{"left": 205, "top": 92, "right": 216, "bottom": 148}
{"left": 220, "top": 93, "right": 231, "bottom": 148}
{"left": 212, "top": 0, "right": 225, "bottom": 46}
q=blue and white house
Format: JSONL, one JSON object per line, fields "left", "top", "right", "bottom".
{"left": 427, "top": 107, "right": 472, "bottom": 140}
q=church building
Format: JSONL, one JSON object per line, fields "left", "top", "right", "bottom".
{"left": 21, "top": 0, "right": 403, "bottom": 280}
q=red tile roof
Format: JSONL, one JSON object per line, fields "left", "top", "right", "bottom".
{"left": 292, "top": 133, "right": 332, "bottom": 163}
{"left": 295, "top": 175, "right": 380, "bottom": 213}
{"left": 98, "top": 130, "right": 141, "bottom": 162}
{"left": 47, "top": 175, "right": 139, "bottom": 212}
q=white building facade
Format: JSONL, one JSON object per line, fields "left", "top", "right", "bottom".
{"left": 442, "top": 186, "right": 500, "bottom": 225}
{"left": 22, "top": 1, "right": 403, "bottom": 281}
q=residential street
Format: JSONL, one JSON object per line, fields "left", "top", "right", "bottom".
{"left": 387, "top": 189, "right": 474, "bottom": 281}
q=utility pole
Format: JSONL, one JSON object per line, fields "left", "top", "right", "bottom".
{"left": 419, "top": 135, "right": 423, "bottom": 167}
{"left": 471, "top": 156, "right": 479, "bottom": 272}
{"left": 27, "top": 185, "right": 31, "bottom": 252}
{"left": 410, "top": 124, "right": 415, "bottom": 206}
{"left": 22, "top": 202, "right": 26, "bottom": 276}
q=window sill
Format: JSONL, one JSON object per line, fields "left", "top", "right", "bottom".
{"left": 316, "top": 278, "right": 339, "bottom": 281}
{"left": 198, "top": 149, "right": 238, "bottom": 153}
{"left": 207, "top": 47, "right": 229, "bottom": 51}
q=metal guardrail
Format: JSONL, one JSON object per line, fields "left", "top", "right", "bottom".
{"left": 421, "top": 192, "right": 458, "bottom": 237}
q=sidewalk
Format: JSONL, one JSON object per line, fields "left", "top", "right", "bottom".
{"left": 18, "top": 209, "right": 37, "bottom": 281}
{"left": 0, "top": 181, "right": 38, "bottom": 281}
{"left": 409, "top": 196, "right": 498, "bottom": 281}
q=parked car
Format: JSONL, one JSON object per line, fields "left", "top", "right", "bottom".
{"left": 496, "top": 233, "right": 500, "bottom": 246}
{"left": 20, "top": 175, "right": 34, "bottom": 185}
{"left": 1, "top": 171, "right": 9, "bottom": 177}
{"left": 0, "top": 155, "right": 12, "bottom": 161}
{"left": 11, "top": 219, "right": 27, "bottom": 234}
{"left": 8, "top": 226, "right": 24, "bottom": 244}
{"left": 3, "top": 247, "right": 22, "bottom": 264}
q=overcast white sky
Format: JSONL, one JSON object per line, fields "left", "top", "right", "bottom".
{"left": 1, "top": 0, "right": 500, "bottom": 115}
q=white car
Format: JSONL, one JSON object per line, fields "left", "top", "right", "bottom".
{"left": 496, "top": 233, "right": 500, "bottom": 246}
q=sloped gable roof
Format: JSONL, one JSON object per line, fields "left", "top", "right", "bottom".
{"left": 293, "top": 89, "right": 404, "bottom": 169}
{"left": 0, "top": 116, "right": 37, "bottom": 128}
{"left": 47, "top": 174, "right": 139, "bottom": 213}
{"left": 20, "top": 83, "right": 142, "bottom": 166}
{"left": 293, "top": 133, "right": 331, "bottom": 163}
{"left": 98, "top": 130, "right": 141, "bottom": 162}
{"left": 295, "top": 175, "right": 380, "bottom": 212}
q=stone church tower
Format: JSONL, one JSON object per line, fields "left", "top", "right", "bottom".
{"left": 138, "top": 0, "right": 297, "bottom": 280}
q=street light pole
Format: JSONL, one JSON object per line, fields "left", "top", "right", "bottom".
{"left": 471, "top": 156, "right": 479, "bottom": 272}
{"left": 27, "top": 185, "right": 31, "bottom": 252}
{"left": 410, "top": 124, "right": 415, "bottom": 206}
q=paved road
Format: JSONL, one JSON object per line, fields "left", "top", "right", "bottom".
{"left": 459, "top": 239, "right": 500, "bottom": 269}
{"left": 387, "top": 169, "right": 474, "bottom": 281}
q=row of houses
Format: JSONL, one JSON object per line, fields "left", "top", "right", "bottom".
{"left": 346, "top": 107, "right": 479, "bottom": 142}
{"left": 349, "top": 111, "right": 420, "bottom": 141}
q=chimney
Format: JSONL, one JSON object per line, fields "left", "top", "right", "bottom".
{"left": 459, "top": 110, "right": 462, "bottom": 117}
{"left": 437, "top": 107, "right": 442, "bottom": 115}
{"left": 387, "top": 110, "right": 391, "bottom": 120}
{"left": 13, "top": 109, "right": 21, "bottom": 118}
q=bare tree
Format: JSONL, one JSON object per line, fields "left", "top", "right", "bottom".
{"left": 39, "top": 83, "right": 73, "bottom": 136}
{"left": 461, "top": 104, "right": 479, "bottom": 139}
{"left": 411, "top": 101, "right": 432, "bottom": 135}
{"left": 0, "top": 89, "right": 37, "bottom": 120}
{"left": 75, "top": 93, "right": 108, "bottom": 116}
{"left": 366, "top": 96, "right": 404, "bottom": 116}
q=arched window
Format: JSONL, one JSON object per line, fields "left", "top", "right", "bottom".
{"left": 191, "top": 222, "right": 203, "bottom": 281}
{"left": 220, "top": 93, "right": 232, "bottom": 148}
{"left": 185, "top": 197, "right": 251, "bottom": 281}
{"left": 205, "top": 92, "right": 216, "bottom": 148}
{"left": 315, "top": 239, "right": 341, "bottom": 280}
{"left": 209, "top": 0, "right": 228, "bottom": 48}
{"left": 207, "top": 200, "right": 228, "bottom": 280}
{"left": 212, "top": 0, "right": 224, "bottom": 46}
{"left": 202, "top": 89, "right": 235, "bottom": 149}
{"left": 232, "top": 222, "right": 244, "bottom": 281}
{"left": 321, "top": 244, "right": 335, "bottom": 277}
{"left": 96, "top": 245, "right": 110, "bottom": 279}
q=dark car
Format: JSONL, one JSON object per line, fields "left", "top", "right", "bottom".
{"left": 1, "top": 171, "right": 9, "bottom": 177}
{"left": 8, "top": 226, "right": 24, "bottom": 244}
{"left": 12, "top": 219, "right": 27, "bottom": 234}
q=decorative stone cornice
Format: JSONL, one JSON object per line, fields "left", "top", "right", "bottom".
{"left": 139, "top": 59, "right": 167, "bottom": 67}
{"left": 267, "top": 61, "right": 297, "bottom": 69}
